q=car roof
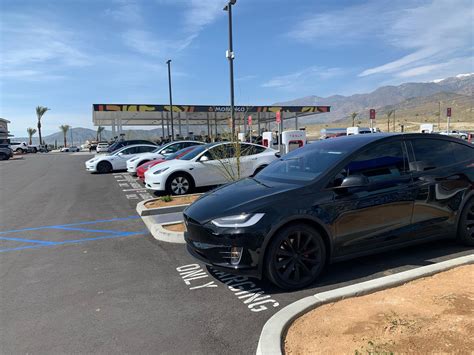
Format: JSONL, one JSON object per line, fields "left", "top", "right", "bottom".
{"left": 116, "top": 144, "right": 157, "bottom": 151}
{"left": 313, "top": 132, "right": 472, "bottom": 149}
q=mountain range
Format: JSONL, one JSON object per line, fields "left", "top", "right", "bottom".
{"left": 15, "top": 74, "right": 473, "bottom": 143}
{"left": 276, "top": 73, "right": 473, "bottom": 123}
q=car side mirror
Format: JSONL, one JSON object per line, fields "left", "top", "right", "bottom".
{"left": 199, "top": 155, "right": 209, "bottom": 162}
{"left": 334, "top": 175, "right": 370, "bottom": 192}
{"left": 340, "top": 175, "right": 369, "bottom": 188}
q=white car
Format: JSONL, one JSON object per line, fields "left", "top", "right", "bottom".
{"left": 60, "top": 146, "right": 80, "bottom": 152}
{"left": 439, "top": 130, "right": 468, "bottom": 140}
{"left": 144, "top": 142, "right": 279, "bottom": 195}
{"left": 9, "top": 142, "right": 28, "bottom": 153}
{"left": 126, "top": 140, "right": 204, "bottom": 176}
{"left": 85, "top": 144, "right": 157, "bottom": 173}
{"left": 96, "top": 142, "right": 109, "bottom": 153}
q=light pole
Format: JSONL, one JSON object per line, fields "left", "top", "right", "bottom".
{"left": 224, "top": 0, "right": 237, "bottom": 138}
{"left": 166, "top": 59, "right": 174, "bottom": 141}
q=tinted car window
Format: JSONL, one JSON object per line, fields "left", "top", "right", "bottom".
{"left": 138, "top": 146, "right": 156, "bottom": 153}
{"left": 344, "top": 141, "right": 408, "bottom": 183}
{"left": 410, "top": 139, "right": 456, "bottom": 171}
{"left": 121, "top": 146, "right": 139, "bottom": 155}
{"left": 450, "top": 142, "right": 473, "bottom": 163}
{"left": 204, "top": 144, "right": 234, "bottom": 160}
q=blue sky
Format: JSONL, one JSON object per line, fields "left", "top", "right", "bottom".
{"left": 1, "top": 0, "right": 473, "bottom": 137}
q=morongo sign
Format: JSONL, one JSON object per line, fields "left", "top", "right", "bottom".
{"left": 93, "top": 104, "right": 331, "bottom": 114}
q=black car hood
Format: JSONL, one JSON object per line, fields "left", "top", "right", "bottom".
{"left": 184, "top": 178, "right": 300, "bottom": 223}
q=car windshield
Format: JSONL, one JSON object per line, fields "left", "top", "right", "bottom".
{"left": 164, "top": 146, "right": 196, "bottom": 160}
{"left": 256, "top": 140, "right": 352, "bottom": 184}
{"left": 179, "top": 145, "right": 209, "bottom": 160}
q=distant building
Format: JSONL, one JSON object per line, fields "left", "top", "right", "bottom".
{"left": 0, "top": 118, "right": 12, "bottom": 144}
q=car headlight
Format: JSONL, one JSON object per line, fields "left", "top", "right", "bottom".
{"left": 153, "top": 167, "right": 169, "bottom": 175}
{"left": 211, "top": 213, "right": 265, "bottom": 228}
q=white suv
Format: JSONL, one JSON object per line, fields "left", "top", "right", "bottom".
{"left": 9, "top": 142, "right": 28, "bottom": 154}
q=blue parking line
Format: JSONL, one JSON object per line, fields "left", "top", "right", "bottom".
{"left": 0, "top": 216, "right": 140, "bottom": 235}
{"left": 0, "top": 236, "right": 58, "bottom": 245}
{"left": 0, "top": 230, "right": 148, "bottom": 253}
{"left": 49, "top": 226, "right": 124, "bottom": 234}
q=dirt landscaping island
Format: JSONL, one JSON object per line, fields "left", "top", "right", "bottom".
{"left": 285, "top": 265, "right": 474, "bottom": 354}
{"left": 144, "top": 194, "right": 200, "bottom": 209}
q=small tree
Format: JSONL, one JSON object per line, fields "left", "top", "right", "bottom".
{"left": 96, "top": 126, "right": 105, "bottom": 141}
{"left": 36, "top": 106, "right": 50, "bottom": 146}
{"left": 350, "top": 112, "right": 358, "bottom": 127}
{"left": 27, "top": 127, "right": 37, "bottom": 145}
{"left": 60, "top": 125, "right": 70, "bottom": 147}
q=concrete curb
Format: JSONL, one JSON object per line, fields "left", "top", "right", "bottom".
{"left": 256, "top": 253, "right": 474, "bottom": 355}
{"left": 141, "top": 216, "right": 186, "bottom": 244}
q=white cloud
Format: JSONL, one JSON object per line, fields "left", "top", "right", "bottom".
{"left": 288, "top": 0, "right": 473, "bottom": 82}
{"left": 359, "top": 0, "right": 473, "bottom": 77}
{"left": 262, "top": 66, "right": 344, "bottom": 90}
{"left": 183, "top": 0, "right": 224, "bottom": 33}
{"left": 0, "top": 13, "right": 89, "bottom": 80}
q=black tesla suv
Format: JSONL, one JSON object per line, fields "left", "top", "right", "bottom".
{"left": 183, "top": 133, "right": 473, "bottom": 289}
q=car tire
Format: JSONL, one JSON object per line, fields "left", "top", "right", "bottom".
{"left": 33, "top": 148, "right": 38, "bottom": 153}
{"left": 166, "top": 172, "right": 194, "bottom": 195}
{"left": 18, "top": 148, "right": 24, "bottom": 154}
{"left": 0, "top": 153, "right": 8, "bottom": 161}
{"left": 97, "top": 161, "right": 113, "bottom": 174}
{"left": 458, "top": 197, "right": 474, "bottom": 246}
{"left": 265, "top": 223, "right": 326, "bottom": 290}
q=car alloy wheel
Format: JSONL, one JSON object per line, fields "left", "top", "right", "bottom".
{"left": 266, "top": 223, "right": 326, "bottom": 290}
{"left": 97, "top": 161, "right": 112, "bottom": 174}
{"left": 459, "top": 198, "right": 474, "bottom": 246}
{"left": 170, "top": 175, "right": 190, "bottom": 195}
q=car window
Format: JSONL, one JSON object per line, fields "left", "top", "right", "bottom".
{"left": 205, "top": 144, "right": 234, "bottom": 160}
{"left": 121, "top": 146, "right": 138, "bottom": 155}
{"left": 410, "top": 139, "right": 456, "bottom": 171}
{"left": 450, "top": 142, "right": 473, "bottom": 163}
{"left": 138, "top": 146, "right": 156, "bottom": 153}
{"left": 339, "top": 141, "right": 408, "bottom": 184}
{"left": 240, "top": 143, "right": 265, "bottom": 156}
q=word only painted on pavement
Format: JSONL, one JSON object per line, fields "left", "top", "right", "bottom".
{"left": 176, "top": 264, "right": 280, "bottom": 313}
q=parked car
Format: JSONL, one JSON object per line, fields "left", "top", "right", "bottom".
{"left": 144, "top": 142, "right": 279, "bottom": 195}
{"left": 9, "top": 142, "right": 28, "bottom": 154}
{"left": 183, "top": 133, "right": 474, "bottom": 290}
{"left": 27, "top": 144, "right": 40, "bottom": 153}
{"left": 60, "top": 146, "right": 80, "bottom": 152}
{"left": 126, "top": 141, "right": 204, "bottom": 175}
{"left": 439, "top": 130, "right": 469, "bottom": 140}
{"left": 85, "top": 144, "right": 157, "bottom": 173}
{"left": 107, "top": 139, "right": 157, "bottom": 153}
{"left": 96, "top": 142, "right": 109, "bottom": 153}
{"left": 0, "top": 144, "right": 13, "bottom": 160}
{"left": 136, "top": 146, "right": 201, "bottom": 181}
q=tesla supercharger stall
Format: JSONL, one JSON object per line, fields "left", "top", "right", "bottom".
{"left": 281, "top": 130, "right": 306, "bottom": 154}
{"left": 262, "top": 130, "right": 306, "bottom": 154}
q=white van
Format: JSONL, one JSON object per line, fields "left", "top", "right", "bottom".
{"left": 346, "top": 127, "right": 372, "bottom": 135}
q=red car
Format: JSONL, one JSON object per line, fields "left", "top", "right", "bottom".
{"left": 136, "top": 146, "right": 198, "bottom": 181}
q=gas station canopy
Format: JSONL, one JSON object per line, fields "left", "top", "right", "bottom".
{"left": 92, "top": 104, "right": 330, "bottom": 136}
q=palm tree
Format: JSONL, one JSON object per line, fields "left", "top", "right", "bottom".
{"left": 27, "top": 127, "right": 37, "bottom": 145}
{"left": 96, "top": 126, "right": 105, "bottom": 141}
{"left": 350, "top": 112, "right": 358, "bottom": 127}
{"left": 36, "top": 106, "right": 50, "bottom": 146}
{"left": 60, "top": 125, "right": 70, "bottom": 147}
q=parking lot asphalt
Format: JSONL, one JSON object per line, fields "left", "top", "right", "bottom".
{"left": 1, "top": 153, "right": 473, "bottom": 354}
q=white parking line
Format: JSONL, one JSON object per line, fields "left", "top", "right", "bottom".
{"left": 122, "top": 188, "right": 148, "bottom": 192}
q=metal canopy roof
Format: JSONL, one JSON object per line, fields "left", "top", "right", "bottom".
{"left": 92, "top": 104, "right": 330, "bottom": 127}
